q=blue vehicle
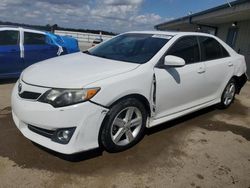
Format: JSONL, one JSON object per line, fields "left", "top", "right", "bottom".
{"left": 0, "top": 26, "right": 80, "bottom": 79}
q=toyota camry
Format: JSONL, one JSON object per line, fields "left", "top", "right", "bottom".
{"left": 11, "top": 31, "right": 247, "bottom": 154}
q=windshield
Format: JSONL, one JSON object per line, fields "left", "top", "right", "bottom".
{"left": 88, "top": 33, "right": 171, "bottom": 64}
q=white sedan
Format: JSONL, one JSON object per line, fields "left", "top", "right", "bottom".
{"left": 11, "top": 31, "right": 247, "bottom": 154}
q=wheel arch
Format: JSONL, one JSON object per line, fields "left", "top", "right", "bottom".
{"left": 97, "top": 93, "right": 152, "bottom": 148}
{"left": 108, "top": 94, "right": 152, "bottom": 117}
{"left": 232, "top": 73, "right": 247, "bottom": 94}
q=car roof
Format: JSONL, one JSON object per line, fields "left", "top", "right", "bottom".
{"left": 125, "top": 30, "right": 215, "bottom": 37}
{"left": 0, "top": 25, "right": 20, "bottom": 28}
{"left": 0, "top": 25, "right": 47, "bottom": 34}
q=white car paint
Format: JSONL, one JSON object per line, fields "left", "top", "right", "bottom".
{"left": 22, "top": 52, "right": 140, "bottom": 88}
{"left": 12, "top": 31, "right": 247, "bottom": 154}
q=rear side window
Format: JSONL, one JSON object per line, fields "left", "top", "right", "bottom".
{"left": 0, "top": 30, "right": 19, "bottom": 45}
{"left": 166, "top": 36, "right": 200, "bottom": 64}
{"left": 24, "top": 32, "right": 46, "bottom": 45}
{"left": 199, "top": 36, "right": 229, "bottom": 61}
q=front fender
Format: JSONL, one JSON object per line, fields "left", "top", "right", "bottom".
{"left": 87, "top": 66, "right": 154, "bottom": 108}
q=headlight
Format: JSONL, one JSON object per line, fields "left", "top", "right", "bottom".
{"left": 38, "top": 88, "right": 100, "bottom": 107}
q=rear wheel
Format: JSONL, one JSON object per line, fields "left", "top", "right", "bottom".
{"left": 218, "top": 78, "right": 236, "bottom": 109}
{"left": 100, "top": 98, "right": 147, "bottom": 153}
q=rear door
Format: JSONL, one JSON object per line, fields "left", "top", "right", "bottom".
{"left": 154, "top": 36, "right": 208, "bottom": 119}
{"left": 0, "top": 30, "right": 23, "bottom": 78}
{"left": 23, "top": 32, "right": 59, "bottom": 68}
{"left": 198, "top": 36, "right": 233, "bottom": 100}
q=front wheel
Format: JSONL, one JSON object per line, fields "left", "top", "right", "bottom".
{"left": 218, "top": 78, "right": 236, "bottom": 109}
{"left": 100, "top": 98, "right": 147, "bottom": 153}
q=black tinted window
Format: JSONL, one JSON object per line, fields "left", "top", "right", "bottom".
{"left": 167, "top": 36, "right": 200, "bottom": 64}
{"left": 89, "top": 34, "right": 170, "bottom": 64}
{"left": 199, "top": 36, "right": 229, "bottom": 61}
{"left": 24, "top": 32, "right": 46, "bottom": 45}
{"left": 226, "top": 28, "right": 238, "bottom": 48}
{"left": 0, "top": 30, "right": 19, "bottom": 45}
{"left": 221, "top": 45, "right": 230, "bottom": 58}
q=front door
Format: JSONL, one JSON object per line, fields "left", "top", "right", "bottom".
{"left": 0, "top": 30, "right": 23, "bottom": 78}
{"left": 23, "top": 32, "right": 58, "bottom": 68}
{"left": 154, "top": 36, "right": 208, "bottom": 119}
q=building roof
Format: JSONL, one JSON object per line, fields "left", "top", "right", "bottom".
{"left": 155, "top": 0, "right": 250, "bottom": 30}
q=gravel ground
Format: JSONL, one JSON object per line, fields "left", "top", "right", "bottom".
{"left": 0, "top": 77, "right": 249, "bottom": 188}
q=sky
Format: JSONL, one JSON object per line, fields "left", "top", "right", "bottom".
{"left": 0, "top": 0, "right": 235, "bottom": 33}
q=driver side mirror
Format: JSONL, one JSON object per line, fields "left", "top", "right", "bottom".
{"left": 164, "top": 55, "right": 185, "bottom": 67}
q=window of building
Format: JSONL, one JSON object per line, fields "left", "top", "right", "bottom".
{"left": 166, "top": 36, "right": 200, "bottom": 64}
{"left": 0, "top": 30, "right": 19, "bottom": 45}
{"left": 226, "top": 27, "right": 238, "bottom": 48}
{"left": 24, "top": 32, "right": 46, "bottom": 45}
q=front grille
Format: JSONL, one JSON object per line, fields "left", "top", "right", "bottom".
{"left": 28, "top": 124, "right": 55, "bottom": 139}
{"left": 19, "top": 91, "right": 41, "bottom": 100}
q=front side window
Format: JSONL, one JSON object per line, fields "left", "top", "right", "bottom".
{"left": 0, "top": 30, "right": 19, "bottom": 45}
{"left": 24, "top": 32, "right": 46, "bottom": 45}
{"left": 199, "top": 36, "right": 229, "bottom": 61}
{"left": 166, "top": 36, "right": 200, "bottom": 64}
{"left": 88, "top": 34, "right": 171, "bottom": 64}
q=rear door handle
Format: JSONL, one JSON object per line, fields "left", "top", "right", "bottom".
{"left": 228, "top": 62, "right": 233, "bottom": 67}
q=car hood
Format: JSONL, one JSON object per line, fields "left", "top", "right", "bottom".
{"left": 22, "top": 52, "right": 140, "bottom": 88}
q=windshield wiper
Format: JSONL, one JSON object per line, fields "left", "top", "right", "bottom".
{"left": 82, "top": 51, "right": 108, "bottom": 59}
{"left": 83, "top": 50, "right": 91, "bottom": 55}
{"left": 96, "top": 54, "right": 109, "bottom": 59}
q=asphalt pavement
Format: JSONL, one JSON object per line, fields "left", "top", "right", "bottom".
{"left": 0, "top": 49, "right": 249, "bottom": 187}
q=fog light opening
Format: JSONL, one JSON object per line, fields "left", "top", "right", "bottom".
{"left": 52, "top": 127, "right": 76, "bottom": 144}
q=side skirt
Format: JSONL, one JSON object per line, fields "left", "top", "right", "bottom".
{"left": 148, "top": 98, "right": 220, "bottom": 128}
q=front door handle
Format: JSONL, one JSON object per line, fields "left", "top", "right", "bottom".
{"left": 197, "top": 67, "right": 205, "bottom": 74}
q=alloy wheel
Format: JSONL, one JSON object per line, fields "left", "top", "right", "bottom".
{"left": 110, "top": 107, "right": 143, "bottom": 146}
{"left": 223, "top": 82, "right": 236, "bottom": 106}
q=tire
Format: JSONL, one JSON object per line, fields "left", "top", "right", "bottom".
{"left": 218, "top": 78, "right": 236, "bottom": 109}
{"left": 100, "top": 98, "right": 147, "bottom": 153}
